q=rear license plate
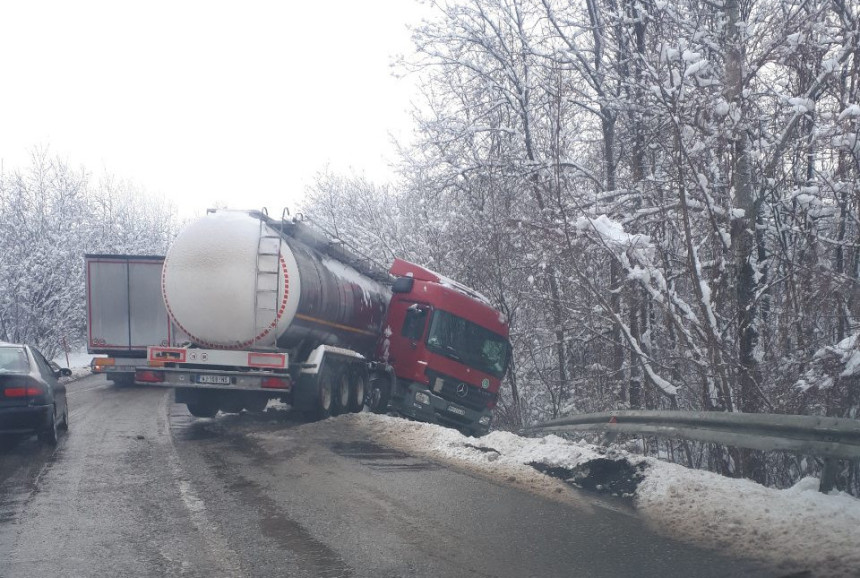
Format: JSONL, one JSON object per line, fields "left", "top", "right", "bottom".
{"left": 196, "top": 374, "right": 231, "bottom": 385}
{"left": 447, "top": 405, "right": 466, "bottom": 416}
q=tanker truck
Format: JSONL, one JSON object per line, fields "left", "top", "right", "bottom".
{"left": 136, "top": 209, "right": 510, "bottom": 436}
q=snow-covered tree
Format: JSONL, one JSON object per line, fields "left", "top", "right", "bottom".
{"left": 0, "top": 150, "right": 178, "bottom": 358}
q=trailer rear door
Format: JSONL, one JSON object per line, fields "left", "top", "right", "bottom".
{"left": 86, "top": 255, "right": 172, "bottom": 355}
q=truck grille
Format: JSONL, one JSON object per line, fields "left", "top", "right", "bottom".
{"left": 426, "top": 370, "right": 497, "bottom": 411}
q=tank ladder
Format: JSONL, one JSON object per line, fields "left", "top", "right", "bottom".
{"left": 252, "top": 208, "right": 284, "bottom": 349}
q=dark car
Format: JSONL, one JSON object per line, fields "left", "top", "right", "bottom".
{"left": 0, "top": 343, "right": 71, "bottom": 444}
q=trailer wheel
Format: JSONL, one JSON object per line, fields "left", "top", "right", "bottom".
{"left": 367, "top": 377, "right": 390, "bottom": 414}
{"left": 243, "top": 396, "right": 269, "bottom": 414}
{"left": 219, "top": 398, "right": 244, "bottom": 414}
{"left": 332, "top": 371, "right": 351, "bottom": 416}
{"left": 312, "top": 370, "right": 334, "bottom": 420}
{"left": 187, "top": 401, "right": 218, "bottom": 418}
{"left": 349, "top": 371, "right": 367, "bottom": 413}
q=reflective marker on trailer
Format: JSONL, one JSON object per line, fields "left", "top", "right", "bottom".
{"left": 248, "top": 352, "right": 287, "bottom": 368}
{"left": 149, "top": 347, "right": 187, "bottom": 363}
{"left": 261, "top": 376, "right": 291, "bottom": 389}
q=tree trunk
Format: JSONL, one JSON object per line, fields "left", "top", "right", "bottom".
{"left": 724, "top": 0, "right": 766, "bottom": 484}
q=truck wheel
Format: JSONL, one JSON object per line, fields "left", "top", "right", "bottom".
{"left": 219, "top": 396, "right": 244, "bottom": 414}
{"left": 243, "top": 396, "right": 269, "bottom": 414}
{"left": 187, "top": 402, "right": 218, "bottom": 418}
{"left": 367, "top": 377, "right": 390, "bottom": 414}
{"left": 349, "top": 371, "right": 367, "bottom": 413}
{"left": 332, "top": 371, "right": 350, "bottom": 415}
{"left": 313, "top": 371, "right": 334, "bottom": 420}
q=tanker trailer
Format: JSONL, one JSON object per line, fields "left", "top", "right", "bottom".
{"left": 138, "top": 209, "right": 392, "bottom": 418}
{"left": 139, "top": 208, "right": 512, "bottom": 436}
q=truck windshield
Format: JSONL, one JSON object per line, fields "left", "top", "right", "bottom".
{"left": 425, "top": 310, "right": 509, "bottom": 378}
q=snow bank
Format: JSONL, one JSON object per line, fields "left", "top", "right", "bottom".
{"left": 53, "top": 349, "right": 93, "bottom": 381}
{"left": 637, "top": 466, "right": 860, "bottom": 576}
{"left": 53, "top": 349, "right": 94, "bottom": 369}
{"left": 60, "top": 366, "right": 93, "bottom": 382}
{"left": 317, "top": 413, "right": 860, "bottom": 577}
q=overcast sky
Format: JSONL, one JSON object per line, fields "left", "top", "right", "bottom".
{"left": 0, "top": 0, "right": 428, "bottom": 217}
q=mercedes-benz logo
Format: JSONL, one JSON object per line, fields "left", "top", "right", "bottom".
{"left": 456, "top": 383, "right": 468, "bottom": 398}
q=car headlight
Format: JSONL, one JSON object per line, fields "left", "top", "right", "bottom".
{"left": 478, "top": 416, "right": 491, "bottom": 426}
{"left": 415, "top": 392, "right": 430, "bottom": 405}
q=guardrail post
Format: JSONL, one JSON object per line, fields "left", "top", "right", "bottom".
{"left": 819, "top": 458, "right": 838, "bottom": 493}
{"left": 601, "top": 414, "right": 619, "bottom": 447}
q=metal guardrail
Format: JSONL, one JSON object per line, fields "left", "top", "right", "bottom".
{"left": 521, "top": 410, "right": 860, "bottom": 492}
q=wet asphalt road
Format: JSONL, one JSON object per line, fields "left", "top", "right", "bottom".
{"left": 0, "top": 374, "right": 784, "bottom": 578}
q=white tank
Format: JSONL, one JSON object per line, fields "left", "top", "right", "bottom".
{"left": 161, "top": 211, "right": 301, "bottom": 349}
{"left": 162, "top": 211, "right": 390, "bottom": 354}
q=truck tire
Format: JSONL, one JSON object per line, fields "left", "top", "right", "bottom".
{"left": 187, "top": 401, "right": 218, "bottom": 418}
{"left": 311, "top": 371, "right": 334, "bottom": 420}
{"left": 243, "top": 396, "right": 269, "bottom": 414}
{"left": 332, "top": 371, "right": 350, "bottom": 416}
{"left": 348, "top": 371, "right": 367, "bottom": 413}
{"left": 219, "top": 395, "right": 245, "bottom": 414}
{"left": 367, "top": 377, "right": 390, "bottom": 414}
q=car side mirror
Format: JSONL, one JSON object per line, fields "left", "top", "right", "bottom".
{"left": 60, "top": 368, "right": 73, "bottom": 377}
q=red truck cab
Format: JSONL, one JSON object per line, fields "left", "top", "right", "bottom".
{"left": 379, "top": 259, "right": 510, "bottom": 435}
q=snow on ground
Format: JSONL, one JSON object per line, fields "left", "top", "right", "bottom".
{"left": 61, "top": 366, "right": 93, "bottom": 381}
{"left": 53, "top": 349, "right": 93, "bottom": 381}
{"left": 302, "top": 412, "right": 860, "bottom": 577}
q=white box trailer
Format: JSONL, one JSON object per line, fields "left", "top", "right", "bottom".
{"left": 85, "top": 254, "right": 180, "bottom": 385}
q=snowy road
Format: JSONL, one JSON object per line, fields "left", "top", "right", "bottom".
{"left": 0, "top": 374, "right": 782, "bottom": 577}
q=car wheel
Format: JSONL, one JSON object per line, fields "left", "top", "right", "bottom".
{"left": 58, "top": 401, "right": 69, "bottom": 432}
{"left": 38, "top": 406, "right": 59, "bottom": 445}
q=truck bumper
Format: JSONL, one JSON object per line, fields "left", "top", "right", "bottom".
{"left": 91, "top": 357, "right": 146, "bottom": 374}
{"left": 135, "top": 367, "right": 292, "bottom": 393}
{"left": 395, "top": 382, "right": 491, "bottom": 436}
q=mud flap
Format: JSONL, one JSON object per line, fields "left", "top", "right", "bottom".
{"left": 290, "top": 373, "right": 319, "bottom": 412}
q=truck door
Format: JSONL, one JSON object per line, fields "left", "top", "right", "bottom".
{"left": 86, "top": 255, "right": 171, "bottom": 354}
{"left": 385, "top": 300, "right": 430, "bottom": 385}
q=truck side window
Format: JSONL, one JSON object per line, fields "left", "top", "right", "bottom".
{"left": 401, "top": 306, "right": 428, "bottom": 341}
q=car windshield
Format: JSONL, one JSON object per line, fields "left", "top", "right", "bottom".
{"left": 0, "top": 347, "right": 29, "bottom": 373}
{"left": 425, "top": 310, "right": 509, "bottom": 378}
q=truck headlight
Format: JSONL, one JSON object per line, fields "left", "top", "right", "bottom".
{"left": 478, "top": 416, "right": 491, "bottom": 426}
{"left": 415, "top": 392, "right": 430, "bottom": 405}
